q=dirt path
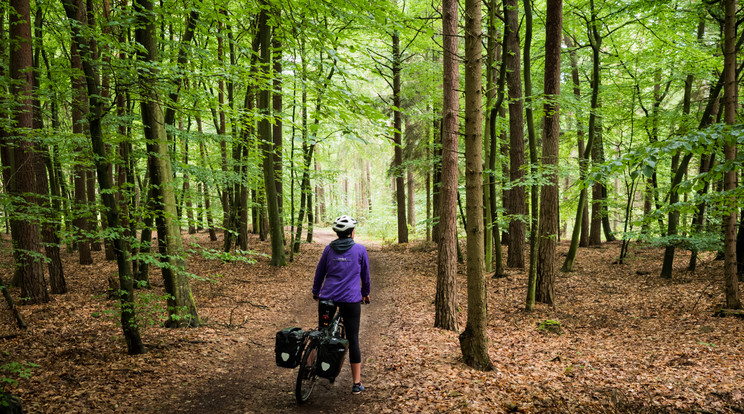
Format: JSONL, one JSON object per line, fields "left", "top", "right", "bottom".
{"left": 164, "top": 232, "right": 393, "bottom": 413}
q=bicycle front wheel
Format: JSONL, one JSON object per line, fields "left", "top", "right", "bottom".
{"left": 295, "top": 340, "right": 319, "bottom": 404}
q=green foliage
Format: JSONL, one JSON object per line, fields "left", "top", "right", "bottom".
{"left": 0, "top": 361, "right": 38, "bottom": 391}
{"left": 93, "top": 291, "right": 172, "bottom": 330}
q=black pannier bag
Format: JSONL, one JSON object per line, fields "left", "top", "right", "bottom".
{"left": 275, "top": 327, "right": 307, "bottom": 368}
{"left": 316, "top": 336, "right": 349, "bottom": 381}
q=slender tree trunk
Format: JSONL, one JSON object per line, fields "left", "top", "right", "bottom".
{"left": 134, "top": 0, "right": 199, "bottom": 327}
{"left": 460, "top": 0, "right": 493, "bottom": 371}
{"left": 487, "top": 7, "right": 506, "bottom": 277}
{"left": 392, "top": 29, "right": 408, "bottom": 244}
{"left": 87, "top": 169, "right": 101, "bottom": 251}
{"left": 62, "top": 0, "right": 144, "bottom": 353}
{"left": 722, "top": 0, "right": 740, "bottom": 309}
{"left": 565, "top": 35, "right": 590, "bottom": 247}
{"left": 258, "top": 4, "right": 286, "bottom": 266}
{"left": 535, "top": 0, "right": 562, "bottom": 306}
{"left": 407, "top": 170, "right": 415, "bottom": 231}
{"left": 588, "top": 0, "right": 605, "bottom": 246}
{"left": 523, "top": 0, "right": 538, "bottom": 310}
{"left": 504, "top": 0, "right": 526, "bottom": 269}
{"left": 32, "top": 8, "right": 65, "bottom": 294}
{"left": 434, "top": 0, "right": 459, "bottom": 332}
{"left": 70, "top": 31, "right": 93, "bottom": 265}
{"left": 272, "top": 25, "right": 283, "bottom": 216}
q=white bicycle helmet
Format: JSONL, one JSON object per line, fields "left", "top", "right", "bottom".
{"left": 332, "top": 215, "right": 358, "bottom": 232}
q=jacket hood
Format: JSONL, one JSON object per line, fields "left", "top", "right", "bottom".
{"left": 329, "top": 238, "right": 355, "bottom": 253}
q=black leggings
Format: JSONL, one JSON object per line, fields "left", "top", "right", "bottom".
{"left": 319, "top": 301, "right": 361, "bottom": 364}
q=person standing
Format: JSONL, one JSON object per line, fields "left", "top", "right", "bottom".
{"left": 312, "top": 215, "right": 371, "bottom": 394}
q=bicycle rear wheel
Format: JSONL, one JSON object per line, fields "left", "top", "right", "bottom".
{"left": 295, "top": 340, "right": 319, "bottom": 404}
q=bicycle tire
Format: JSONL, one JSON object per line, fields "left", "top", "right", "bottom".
{"left": 295, "top": 339, "right": 319, "bottom": 404}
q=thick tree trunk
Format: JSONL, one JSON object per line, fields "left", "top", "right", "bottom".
{"left": 535, "top": 0, "right": 562, "bottom": 306}
{"left": 434, "top": 0, "right": 459, "bottom": 332}
{"left": 134, "top": 0, "right": 199, "bottom": 327}
{"left": 504, "top": 0, "right": 526, "bottom": 269}
{"left": 460, "top": 0, "right": 493, "bottom": 371}
{"left": 10, "top": 0, "right": 48, "bottom": 304}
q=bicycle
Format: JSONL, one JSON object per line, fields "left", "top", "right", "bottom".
{"left": 295, "top": 300, "right": 347, "bottom": 404}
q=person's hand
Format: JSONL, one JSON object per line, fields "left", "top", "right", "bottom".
{"left": 362, "top": 296, "right": 370, "bottom": 304}
{"left": 313, "top": 294, "right": 319, "bottom": 302}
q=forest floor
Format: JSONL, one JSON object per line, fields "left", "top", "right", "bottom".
{"left": 0, "top": 229, "right": 743, "bottom": 413}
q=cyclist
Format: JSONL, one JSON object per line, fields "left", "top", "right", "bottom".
{"left": 312, "top": 215, "right": 371, "bottom": 395}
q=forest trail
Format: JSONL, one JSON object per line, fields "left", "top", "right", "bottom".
{"left": 165, "top": 230, "right": 394, "bottom": 413}
{"left": 3, "top": 231, "right": 744, "bottom": 413}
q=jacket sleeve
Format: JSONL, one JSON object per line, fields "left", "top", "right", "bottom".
{"left": 360, "top": 247, "right": 371, "bottom": 297}
{"left": 312, "top": 247, "right": 329, "bottom": 296}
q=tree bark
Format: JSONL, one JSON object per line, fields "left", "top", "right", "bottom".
{"left": 32, "top": 8, "right": 65, "bottom": 294}
{"left": 564, "top": 35, "right": 590, "bottom": 247}
{"left": 10, "top": 0, "right": 48, "bottom": 304}
{"left": 70, "top": 27, "right": 93, "bottom": 265}
{"left": 392, "top": 29, "right": 408, "bottom": 244}
{"left": 62, "top": 0, "right": 144, "bottom": 353}
{"left": 434, "top": 0, "right": 459, "bottom": 332}
{"left": 722, "top": 0, "right": 741, "bottom": 309}
{"left": 535, "top": 0, "right": 562, "bottom": 306}
{"left": 460, "top": 0, "right": 493, "bottom": 371}
{"left": 272, "top": 25, "right": 283, "bottom": 216}
{"left": 504, "top": 0, "right": 526, "bottom": 269}
{"left": 134, "top": 0, "right": 199, "bottom": 327}
{"left": 258, "top": 4, "right": 286, "bottom": 266}
{"left": 523, "top": 0, "right": 538, "bottom": 311}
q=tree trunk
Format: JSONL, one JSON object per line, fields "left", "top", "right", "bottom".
{"left": 565, "top": 35, "right": 590, "bottom": 247}
{"left": 10, "top": 0, "right": 48, "bottom": 304}
{"left": 722, "top": 0, "right": 741, "bottom": 309}
{"left": 535, "top": 0, "right": 562, "bottom": 306}
{"left": 258, "top": 4, "right": 286, "bottom": 266}
{"left": 588, "top": 0, "right": 606, "bottom": 246}
{"left": 87, "top": 169, "right": 101, "bottom": 251}
{"left": 70, "top": 31, "right": 93, "bottom": 265}
{"left": 32, "top": 8, "right": 65, "bottom": 294}
{"left": 407, "top": 170, "right": 415, "bottom": 230}
{"left": 504, "top": 0, "right": 526, "bottom": 269}
{"left": 523, "top": 0, "right": 539, "bottom": 310}
{"left": 134, "top": 0, "right": 199, "bottom": 327}
{"left": 487, "top": 8, "right": 506, "bottom": 277}
{"left": 460, "top": 0, "right": 493, "bottom": 371}
{"left": 392, "top": 30, "right": 408, "bottom": 244}
{"left": 434, "top": 0, "right": 459, "bottom": 332}
{"left": 273, "top": 26, "right": 283, "bottom": 216}
{"left": 198, "top": 134, "right": 217, "bottom": 241}
{"left": 62, "top": 0, "right": 144, "bottom": 353}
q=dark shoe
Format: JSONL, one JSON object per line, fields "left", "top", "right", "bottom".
{"left": 352, "top": 382, "right": 365, "bottom": 395}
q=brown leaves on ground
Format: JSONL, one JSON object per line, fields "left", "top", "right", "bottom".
{"left": 0, "top": 233, "right": 742, "bottom": 413}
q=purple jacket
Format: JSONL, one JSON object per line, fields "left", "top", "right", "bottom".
{"left": 312, "top": 241, "right": 370, "bottom": 303}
